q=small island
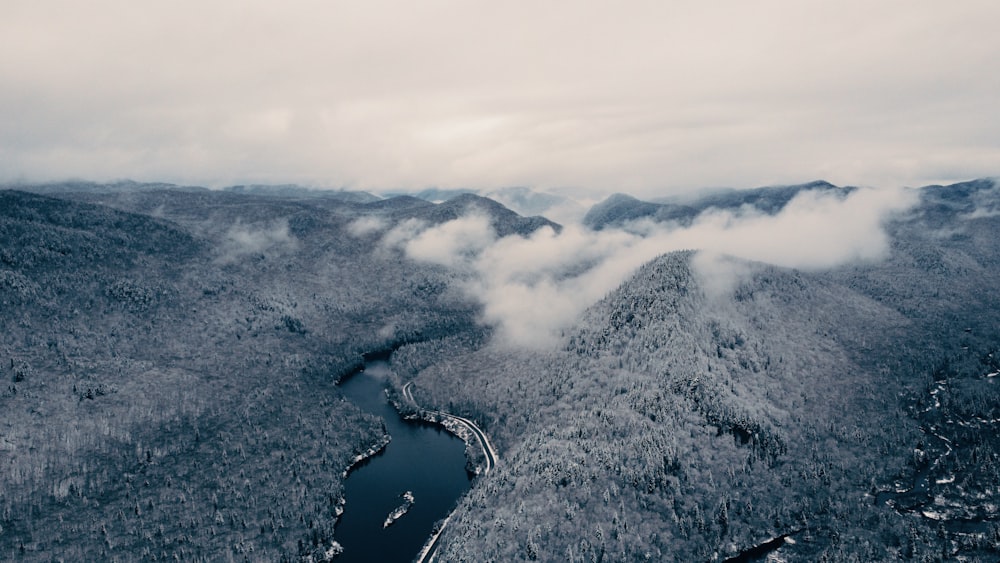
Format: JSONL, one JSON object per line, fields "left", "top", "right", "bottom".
{"left": 383, "top": 491, "right": 416, "bottom": 528}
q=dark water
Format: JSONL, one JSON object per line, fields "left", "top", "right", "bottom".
{"left": 335, "top": 361, "right": 471, "bottom": 562}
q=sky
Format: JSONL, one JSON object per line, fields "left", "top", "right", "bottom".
{"left": 1, "top": 1, "right": 998, "bottom": 197}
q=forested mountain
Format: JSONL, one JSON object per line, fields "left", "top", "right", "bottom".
{"left": 387, "top": 186, "right": 586, "bottom": 225}
{"left": 383, "top": 188, "right": 478, "bottom": 202}
{"left": 0, "top": 187, "right": 549, "bottom": 560}
{"left": 15, "top": 179, "right": 380, "bottom": 204}
{"left": 385, "top": 193, "right": 559, "bottom": 237}
{"left": 395, "top": 179, "right": 1000, "bottom": 561}
{"left": 583, "top": 181, "right": 851, "bottom": 230}
{"left": 222, "top": 185, "right": 380, "bottom": 203}
{"left": 3, "top": 179, "right": 999, "bottom": 561}
{"left": 8, "top": 179, "right": 217, "bottom": 196}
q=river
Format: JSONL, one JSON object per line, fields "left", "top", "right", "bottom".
{"left": 334, "top": 360, "right": 472, "bottom": 562}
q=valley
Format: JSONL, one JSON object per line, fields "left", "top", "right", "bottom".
{"left": 2, "top": 179, "right": 999, "bottom": 561}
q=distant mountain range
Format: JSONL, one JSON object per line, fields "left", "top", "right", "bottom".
{"left": 583, "top": 180, "right": 852, "bottom": 229}
{"left": 15, "top": 179, "right": 882, "bottom": 231}
{"left": 224, "top": 184, "right": 381, "bottom": 203}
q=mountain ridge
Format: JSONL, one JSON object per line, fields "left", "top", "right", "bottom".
{"left": 583, "top": 180, "right": 855, "bottom": 230}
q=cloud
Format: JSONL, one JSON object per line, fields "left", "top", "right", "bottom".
{"left": 0, "top": 2, "right": 997, "bottom": 193}
{"left": 964, "top": 207, "right": 1000, "bottom": 220}
{"left": 216, "top": 219, "right": 298, "bottom": 264}
{"left": 404, "top": 214, "right": 496, "bottom": 268}
{"left": 690, "top": 252, "right": 754, "bottom": 300}
{"left": 390, "top": 186, "right": 916, "bottom": 348}
{"left": 483, "top": 187, "right": 595, "bottom": 225}
{"left": 962, "top": 179, "right": 1000, "bottom": 219}
{"left": 379, "top": 218, "right": 429, "bottom": 254}
{"left": 346, "top": 216, "right": 389, "bottom": 237}
{"left": 672, "top": 186, "right": 918, "bottom": 270}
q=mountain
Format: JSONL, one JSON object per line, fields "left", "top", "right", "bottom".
{"left": 12, "top": 179, "right": 208, "bottom": 195}
{"left": 581, "top": 192, "right": 663, "bottom": 229}
{"left": 384, "top": 186, "right": 589, "bottom": 224}
{"left": 393, "top": 178, "right": 1000, "bottom": 561}
{"left": 393, "top": 193, "right": 560, "bottom": 236}
{"left": 382, "top": 187, "right": 478, "bottom": 202}
{"left": 484, "top": 187, "right": 590, "bottom": 224}
{"left": 583, "top": 180, "right": 852, "bottom": 230}
{"left": 483, "top": 187, "right": 567, "bottom": 215}
{"left": 224, "top": 184, "right": 381, "bottom": 203}
{"left": 0, "top": 184, "right": 555, "bottom": 560}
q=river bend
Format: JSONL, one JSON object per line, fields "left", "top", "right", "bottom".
{"left": 335, "top": 360, "right": 472, "bottom": 562}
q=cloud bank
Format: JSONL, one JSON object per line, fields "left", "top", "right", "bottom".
{"left": 1, "top": 1, "right": 997, "bottom": 194}
{"left": 391, "top": 187, "right": 916, "bottom": 348}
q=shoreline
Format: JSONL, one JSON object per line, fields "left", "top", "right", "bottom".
{"left": 341, "top": 433, "right": 392, "bottom": 479}
{"left": 389, "top": 393, "right": 489, "bottom": 477}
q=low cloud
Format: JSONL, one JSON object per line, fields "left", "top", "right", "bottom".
{"left": 387, "top": 186, "right": 917, "bottom": 348}
{"left": 216, "top": 219, "right": 299, "bottom": 264}
{"left": 962, "top": 179, "right": 1000, "bottom": 219}
{"left": 379, "top": 218, "right": 429, "bottom": 254}
{"left": 346, "top": 216, "right": 389, "bottom": 237}
{"left": 673, "top": 186, "right": 917, "bottom": 269}
{"left": 691, "top": 252, "right": 754, "bottom": 300}
{"left": 404, "top": 213, "right": 496, "bottom": 268}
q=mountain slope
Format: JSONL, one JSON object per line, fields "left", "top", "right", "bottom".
{"left": 0, "top": 186, "right": 558, "bottom": 560}
{"left": 399, "top": 179, "right": 1000, "bottom": 561}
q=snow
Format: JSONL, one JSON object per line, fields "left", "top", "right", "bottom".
{"left": 383, "top": 491, "right": 415, "bottom": 528}
{"left": 920, "top": 509, "right": 945, "bottom": 520}
{"left": 325, "top": 541, "right": 343, "bottom": 558}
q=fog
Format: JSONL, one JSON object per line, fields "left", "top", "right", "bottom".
{"left": 216, "top": 219, "right": 298, "bottom": 264}
{"left": 346, "top": 216, "right": 389, "bottom": 237}
{"left": 391, "top": 186, "right": 916, "bottom": 347}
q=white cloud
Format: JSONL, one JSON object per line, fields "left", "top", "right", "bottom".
{"left": 216, "top": 219, "right": 298, "bottom": 264}
{"left": 404, "top": 214, "right": 496, "bottom": 268}
{"left": 393, "top": 186, "right": 917, "bottom": 348}
{"left": 672, "top": 186, "right": 918, "bottom": 270}
{"left": 379, "top": 219, "right": 429, "bottom": 253}
{"left": 346, "top": 216, "right": 388, "bottom": 237}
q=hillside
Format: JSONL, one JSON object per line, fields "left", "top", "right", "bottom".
{"left": 0, "top": 187, "right": 550, "bottom": 560}
{"left": 396, "top": 179, "right": 1000, "bottom": 561}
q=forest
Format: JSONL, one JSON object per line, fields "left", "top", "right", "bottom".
{"left": 2, "top": 179, "right": 999, "bottom": 561}
{"left": 0, "top": 186, "right": 524, "bottom": 560}
{"left": 396, "top": 180, "right": 1000, "bottom": 561}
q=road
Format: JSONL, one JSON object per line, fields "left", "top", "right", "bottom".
{"left": 404, "top": 381, "right": 498, "bottom": 563}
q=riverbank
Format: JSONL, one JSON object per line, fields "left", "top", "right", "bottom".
{"left": 393, "top": 381, "right": 497, "bottom": 477}
{"left": 341, "top": 434, "right": 392, "bottom": 479}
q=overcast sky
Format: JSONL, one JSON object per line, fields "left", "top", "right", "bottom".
{"left": 2, "top": 1, "right": 998, "bottom": 196}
